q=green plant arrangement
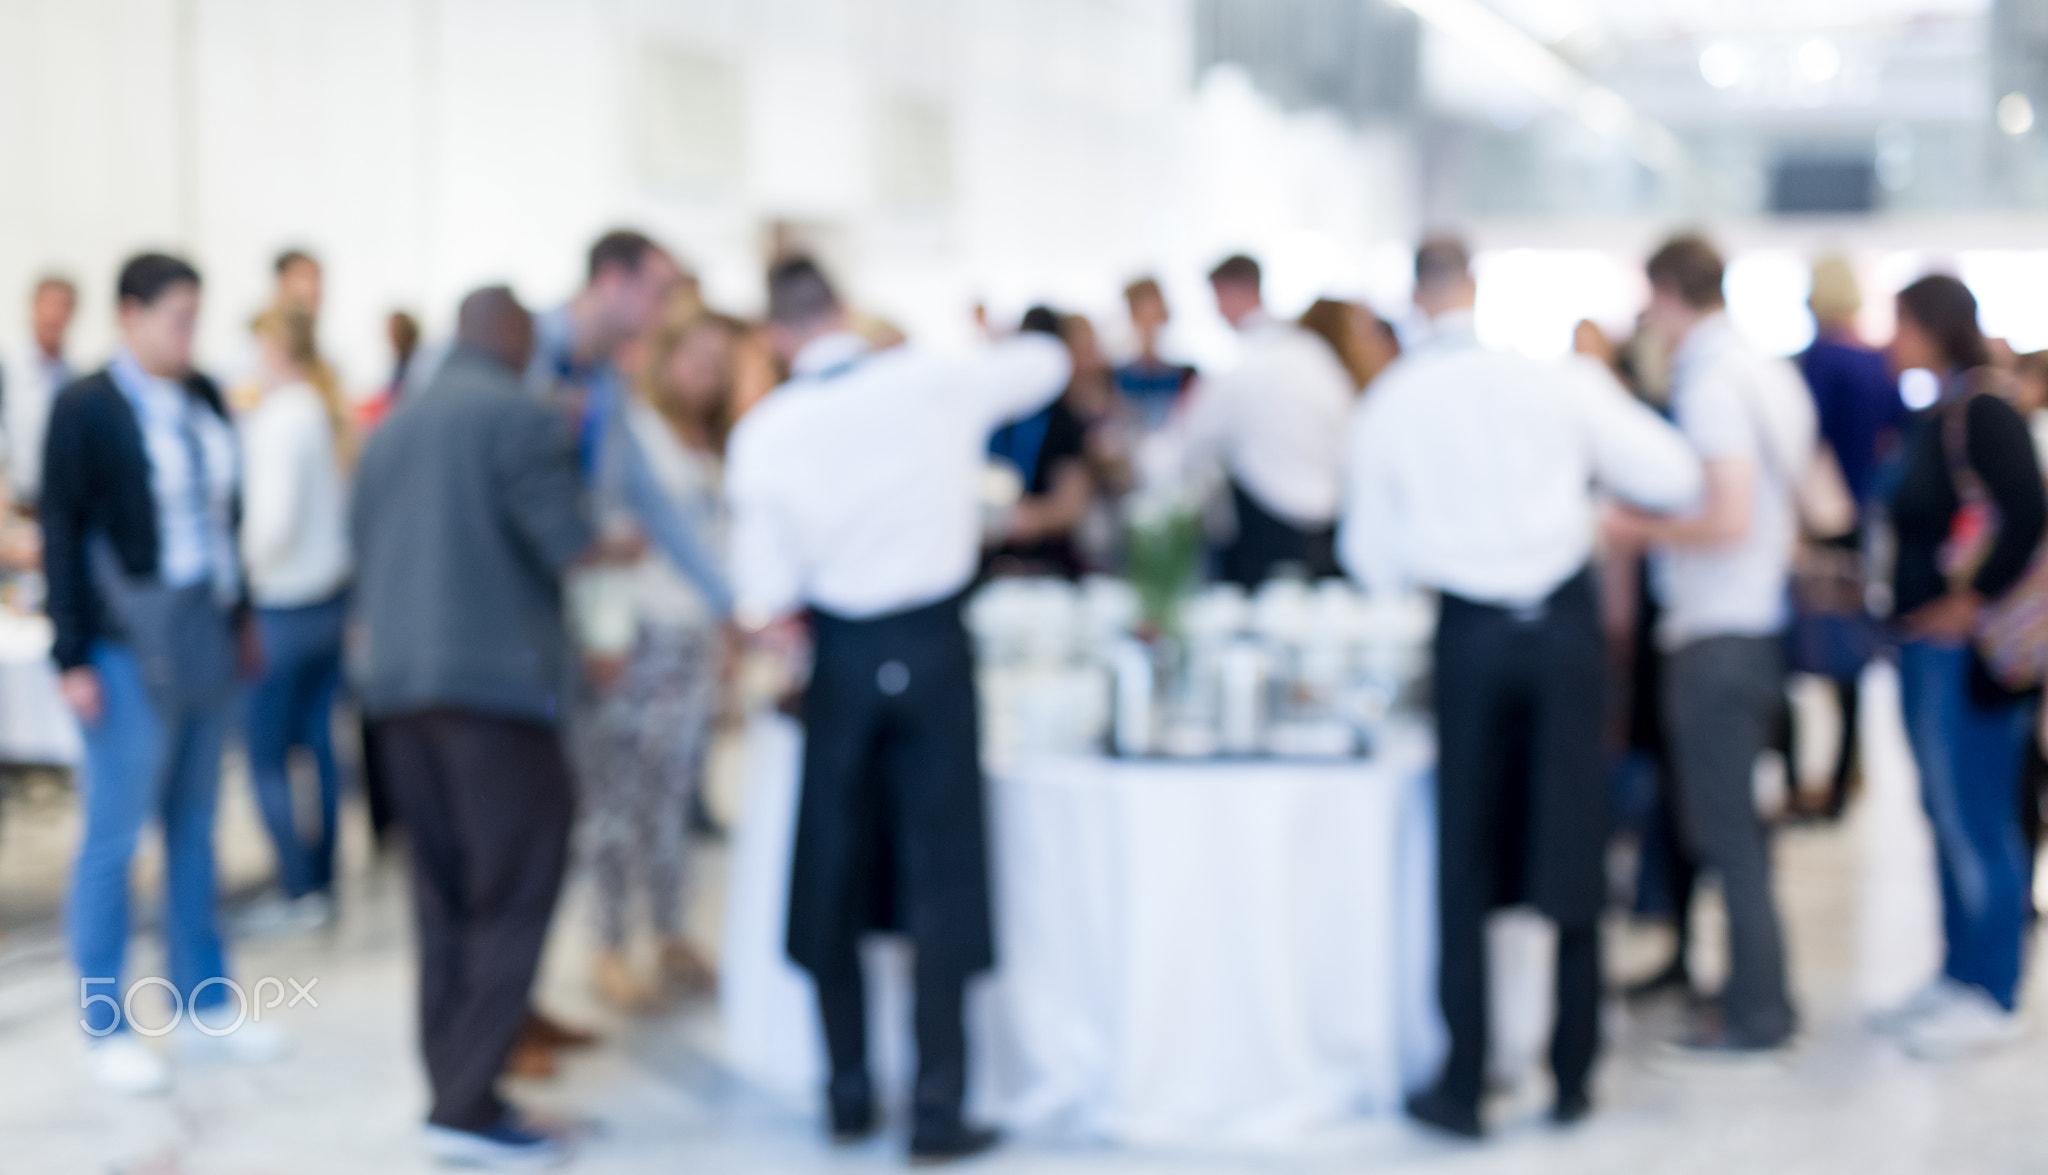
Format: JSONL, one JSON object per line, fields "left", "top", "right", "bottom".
{"left": 1124, "top": 497, "right": 1202, "bottom": 639}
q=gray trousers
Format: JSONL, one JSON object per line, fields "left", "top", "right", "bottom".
{"left": 1664, "top": 634, "right": 1797, "bottom": 1044}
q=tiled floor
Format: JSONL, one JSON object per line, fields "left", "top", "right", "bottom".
{"left": 4, "top": 671, "right": 2048, "bottom": 1173}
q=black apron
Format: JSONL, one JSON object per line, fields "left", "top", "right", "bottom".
{"left": 786, "top": 591, "right": 995, "bottom": 978}
{"left": 1432, "top": 567, "right": 1608, "bottom": 926}
{"left": 1220, "top": 479, "right": 1338, "bottom": 589}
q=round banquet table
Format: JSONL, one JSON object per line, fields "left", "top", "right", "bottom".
{"left": 720, "top": 712, "right": 1543, "bottom": 1149}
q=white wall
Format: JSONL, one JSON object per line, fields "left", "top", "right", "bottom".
{"left": 0, "top": 0, "right": 1419, "bottom": 390}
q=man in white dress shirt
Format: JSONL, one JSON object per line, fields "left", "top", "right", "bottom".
{"left": 1604, "top": 234, "right": 1814, "bottom": 1056}
{"left": 2, "top": 275, "right": 77, "bottom": 506}
{"left": 725, "top": 256, "right": 1069, "bottom": 1164}
{"left": 1170, "top": 254, "right": 1354, "bottom": 586}
{"left": 1340, "top": 236, "right": 1703, "bottom": 1137}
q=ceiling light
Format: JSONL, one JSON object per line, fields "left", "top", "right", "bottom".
{"left": 1999, "top": 92, "right": 2036, "bottom": 136}
{"left": 1795, "top": 39, "right": 1841, "bottom": 84}
{"left": 1699, "top": 42, "right": 1747, "bottom": 90}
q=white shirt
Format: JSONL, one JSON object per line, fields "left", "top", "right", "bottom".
{"left": 623, "top": 396, "right": 723, "bottom": 631}
{"left": 238, "top": 382, "right": 351, "bottom": 607}
{"left": 726, "top": 331, "right": 1071, "bottom": 624}
{"left": 1653, "top": 313, "right": 1816, "bottom": 649}
{"left": 109, "top": 352, "right": 241, "bottom": 600}
{"left": 2, "top": 344, "right": 70, "bottom": 501}
{"left": 1339, "top": 312, "right": 1703, "bottom": 607}
{"left": 1161, "top": 312, "right": 1355, "bottom": 525}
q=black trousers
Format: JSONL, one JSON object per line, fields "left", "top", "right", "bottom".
{"left": 374, "top": 709, "right": 573, "bottom": 1130}
{"left": 793, "top": 595, "right": 991, "bottom": 1131}
{"left": 1220, "top": 480, "right": 1337, "bottom": 589}
{"left": 1431, "top": 570, "right": 1606, "bottom": 1114}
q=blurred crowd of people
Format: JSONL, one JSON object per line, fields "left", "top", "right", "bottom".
{"left": 3, "top": 220, "right": 2047, "bottom": 1165}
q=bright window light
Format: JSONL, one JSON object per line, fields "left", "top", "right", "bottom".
{"left": 1958, "top": 250, "right": 2048, "bottom": 352}
{"left": 1473, "top": 249, "right": 1641, "bottom": 360}
{"left": 1900, "top": 368, "right": 1941, "bottom": 411}
{"left": 1795, "top": 38, "right": 1841, "bottom": 84}
{"left": 1998, "top": 92, "right": 2036, "bottom": 136}
{"left": 1699, "top": 42, "right": 1748, "bottom": 89}
{"left": 1726, "top": 252, "right": 1816, "bottom": 358}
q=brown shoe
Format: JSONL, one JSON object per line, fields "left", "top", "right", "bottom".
{"left": 657, "top": 938, "right": 719, "bottom": 995}
{"left": 521, "top": 1009, "right": 599, "bottom": 1050}
{"left": 593, "top": 947, "right": 664, "bottom": 1013}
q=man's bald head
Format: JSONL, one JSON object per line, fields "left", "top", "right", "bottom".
{"left": 457, "top": 285, "right": 534, "bottom": 372}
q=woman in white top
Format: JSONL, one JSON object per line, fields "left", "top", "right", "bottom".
{"left": 238, "top": 307, "right": 353, "bottom": 930}
{"left": 573, "top": 312, "right": 736, "bottom": 1009}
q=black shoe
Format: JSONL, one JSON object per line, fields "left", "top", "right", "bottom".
{"left": 827, "top": 1076, "right": 876, "bottom": 1145}
{"left": 1404, "top": 1085, "right": 1482, "bottom": 1140}
{"left": 1621, "top": 959, "right": 1693, "bottom": 1003}
{"left": 1551, "top": 1089, "right": 1592, "bottom": 1126}
{"left": 1662, "top": 1021, "right": 1794, "bottom": 1067}
{"left": 908, "top": 1123, "right": 1000, "bottom": 1165}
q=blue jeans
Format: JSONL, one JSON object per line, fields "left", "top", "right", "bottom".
{"left": 1899, "top": 641, "right": 2035, "bottom": 1009}
{"left": 246, "top": 594, "right": 347, "bottom": 899}
{"left": 69, "top": 642, "right": 234, "bottom": 1035}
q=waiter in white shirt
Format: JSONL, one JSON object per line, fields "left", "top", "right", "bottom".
{"left": 725, "top": 257, "right": 1069, "bottom": 1165}
{"left": 1340, "top": 237, "right": 1702, "bottom": 1138}
{"left": 1168, "top": 254, "right": 1354, "bottom": 586}
{"left": 3, "top": 275, "right": 77, "bottom": 506}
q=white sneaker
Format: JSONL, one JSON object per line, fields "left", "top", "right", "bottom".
{"left": 86, "top": 1035, "right": 170, "bottom": 1095}
{"left": 175, "top": 1017, "right": 292, "bottom": 1065}
{"left": 233, "top": 891, "right": 335, "bottom": 939}
{"left": 1901, "top": 984, "right": 2022, "bottom": 1059}
{"left": 423, "top": 1119, "right": 570, "bottom": 1170}
{"left": 1867, "top": 978, "right": 1964, "bottom": 1036}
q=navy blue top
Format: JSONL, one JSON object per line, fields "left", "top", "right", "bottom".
{"left": 1798, "top": 335, "right": 1909, "bottom": 508}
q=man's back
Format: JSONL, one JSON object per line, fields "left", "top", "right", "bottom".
{"left": 1343, "top": 329, "right": 1700, "bottom": 605}
{"left": 1184, "top": 318, "right": 1354, "bottom": 525}
{"left": 351, "top": 351, "right": 593, "bottom": 723}
{"left": 1658, "top": 319, "right": 1816, "bottom": 649}
{"left": 726, "top": 332, "right": 1067, "bottom": 622}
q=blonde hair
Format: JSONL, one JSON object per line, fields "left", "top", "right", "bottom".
{"left": 1809, "top": 255, "right": 1862, "bottom": 324}
{"left": 251, "top": 306, "right": 356, "bottom": 468}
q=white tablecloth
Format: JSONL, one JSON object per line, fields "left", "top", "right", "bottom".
{"left": 0, "top": 613, "right": 80, "bottom": 767}
{"left": 721, "top": 714, "right": 1466, "bottom": 1149}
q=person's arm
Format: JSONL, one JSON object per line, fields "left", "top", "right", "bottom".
{"left": 1966, "top": 392, "right": 2048, "bottom": 601}
{"left": 612, "top": 410, "right": 733, "bottom": 618}
{"left": 1609, "top": 458, "right": 1754, "bottom": 550}
{"left": 1574, "top": 363, "right": 1704, "bottom": 516}
{"left": 39, "top": 388, "right": 99, "bottom": 719}
{"left": 496, "top": 403, "right": 600, "bottom": 576}
{"left": 724, "top": 429, "right": 805, "bottom": 632}
{"left": 1003, "top": 459, "right": 1093, "bottom": 545}
{"left": 1335, "top": 396, "right": 1405, "bottom": 596}
{"left": 970, "top": 333, "right": 1073, "bottom": 431}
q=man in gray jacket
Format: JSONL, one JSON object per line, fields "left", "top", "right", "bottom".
{"left": 352, "top": 286, "right": 605, "bottom": 1168}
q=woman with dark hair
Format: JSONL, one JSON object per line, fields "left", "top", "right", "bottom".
{"left": 1873, "top": 274, "right": 2047, "bottom": 1058}
{"left": 43, "top": 254, "right": 285, "bottom": 1091}
{"left": 983, "top": 306, "right": 1098, "bottom": 578}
